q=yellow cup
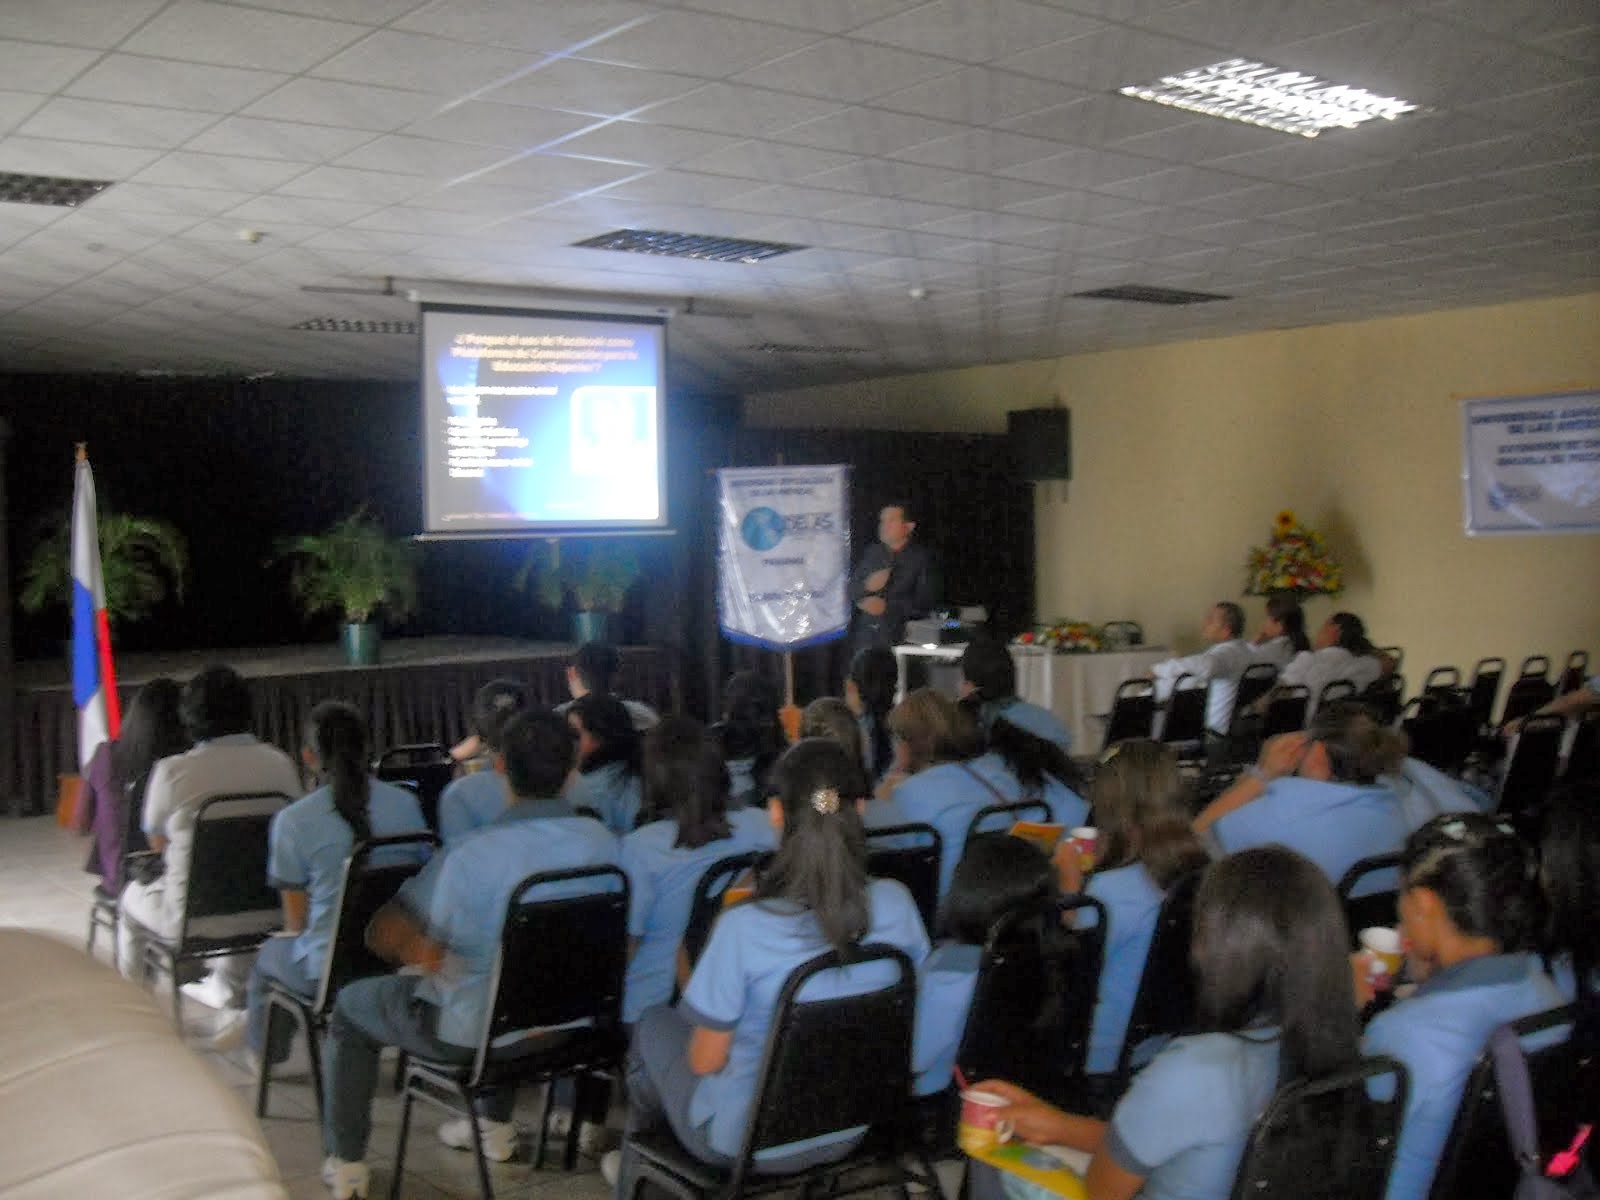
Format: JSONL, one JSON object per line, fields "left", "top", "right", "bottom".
{"left": 956, "top": 1090, "right": 1014, "bottom": 1156}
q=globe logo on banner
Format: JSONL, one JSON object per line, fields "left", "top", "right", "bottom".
{"left": 741, "top": 506, "right": 786, "bottom": 551}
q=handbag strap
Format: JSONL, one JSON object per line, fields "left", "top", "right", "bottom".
{"left": 1489, "top": 1023, "right": 1546, "bottom": 1174}
{"left": 959, "top": 762, "right": 1011, "bottom": 806}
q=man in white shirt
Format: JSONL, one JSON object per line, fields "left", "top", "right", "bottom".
{"left": 1280, "top": 612, "right": 1384, "bottom": 717}
{"left": 1150, "top": 602, "right": 1254, "bottom": 735}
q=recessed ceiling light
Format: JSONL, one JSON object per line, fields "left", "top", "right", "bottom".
{"left": 0, "top": 171, "right": 113, "bottom": 206}
{"left": 573, "top": 228, "right": 806, "bottom": 264}
{"left": 1118, "top": 59, "right": 1419, "bottom": 138}
{"left": 291, "top": 317, "right": 417, "bottom": 334}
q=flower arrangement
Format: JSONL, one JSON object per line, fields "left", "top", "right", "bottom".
{"left": 1015, "top": 620, "right": 1102, "bottom": 653}
{"left": 1244, "top": 509, "right": 1343, "bottom": 597}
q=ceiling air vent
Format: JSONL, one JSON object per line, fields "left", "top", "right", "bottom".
{"left": 291, "top": 317, "right": 418, "bottom": 334}
{"left": 1072, "top": 285, "right": 1231, "bottom": 305}
{"left": 573, "top": 228, "right": 806, "bottom": 264}
{"left": 0, "top": 171, "right": 113, "bottom": 207}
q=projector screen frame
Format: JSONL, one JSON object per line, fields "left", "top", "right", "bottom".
{"left": 419, "top": 302, "right": 671, "bottom": 539}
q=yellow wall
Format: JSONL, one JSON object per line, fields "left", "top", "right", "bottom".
{"left": 744, "top": 293, "right": 1600, "bottom": 679}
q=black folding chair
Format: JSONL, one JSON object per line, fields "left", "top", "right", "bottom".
{"left": 1099, "top": 679, "right": 1157, "bottom": 753}
{"left": 1314, "top": 679, "right": 1357, "bottom": 715}
{"left": 1557, "top": 650, "right": 1590, "bottom": 696}
{"left": 1500, "top": 656, "right": 1556, "bottom": 727}
{"left": 624, "top": 945, "right": 923, "bottom": 1200}
{"left": 1216, "top": 663, "right": 1280, "bottom": 766}
{"left": 1428, "top": 1006, "right": 1596, "bottom": 1200}
{"left": 256, "top": 833, "right": 436, "bottom": 1120}
{"left": 126, "top": 791, "right": 293, "bottom": 1028}
{"left": 373, "top": 743, "right": 455, "bottom": 834}
{"left": 1467, "top": 657, "right": 1506, "bottom": 732}
{"left": 1228, "top": 1055, "right": 1409, "bottom": 1200}
{"left": 392, "top": 865, "right": 630, "bottom": 1199}
{"left": 1420, "top": 666, "right": 1461, "bottom": 699}
{"left": 1336, "top": 853, "right": 1404, "bottom": 952}
{"left": 1111, "top": 869, "right": 1202, "bottom": 1089}
{"left": 962, "top": 798, "right": 1052, "bottom": 848}
{"left": 1399, "top": 692, "right": 1477, "bottom": 775}
{"left": 1498, "top": 714, "right": 1566, "bottom": 839}
{"left": 957, "top": 893, "right": 1108, "bottom": 1109}
{"left": 1161, "top": 674, "right": 1210, "bottom": 762}
{"left": 1564, "top": 710, "right": 1600, "bottom": 783}
{"left": 1262, "top": 685, "right": 1311, "bottom": 738}
{"left": 865, "top": 823, "right": 942, "bottom": 935}
{"left": 1360, "top": 672, "right": 1406, "bottom": 727}
{"left": 683, "top": 850, "right": 770, "bottom": 970}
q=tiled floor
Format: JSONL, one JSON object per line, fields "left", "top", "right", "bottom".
{"left": 1, "top": 815, "right": 613, "bottom": 1200}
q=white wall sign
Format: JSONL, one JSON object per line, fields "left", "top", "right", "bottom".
{"left": 1462, "top": 390, "right": 1600, "bottom": 535}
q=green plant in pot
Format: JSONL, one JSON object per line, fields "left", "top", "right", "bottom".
{"left": 19, "top": 509, "right": 189, "bottom": 636}
{"left": 515, "top": 540, "right": 639, "bottom": 644}
{"left": 276, "top": 509, "right": 418, "bottom": 665}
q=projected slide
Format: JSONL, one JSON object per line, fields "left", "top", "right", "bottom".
{"left": 421, "top": 306, "right": 667, "bottom": 533}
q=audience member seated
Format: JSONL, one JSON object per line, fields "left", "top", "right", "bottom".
{"left": 1383, "top": 753, "right": 1491, "bottom": 826}
{"left": 966, "top": 846, "right": 1361, "bottom": 1200}
{"left": 437, "top": 678, "right": 529, "bottom": 844}
{"left": 1055, "top": 740, "right": 1210, "bottom": 1079}
{"left": 620, "top": 716, "right": 776, "bottom": 1024}
{"left": 1358, "top": 814, "right": 1566, "bottom": 1200}
{"left": 804, "top": 697, "right": 907, "bottom": 832}
{"left": 557, "top": 640, "right": 660, "bottom": 732}
{"left": 960, "top": 633, "right": 1073, "bottom": 752}
{"left": 1539, "top": 779, "right": 1599, "bottom": 1004}
{"left": 567, "top": 693, "right": 645, "bottom": 835}
{"left": 912, "top": 834, "right": 1060, "bottom": 1096}
{"left": 880, "top": 688, "right": 983, "bottom": 896}
{"left": 1194, "top": 702, "right": 1409, "bottom": 893}
{"left": 117, "top": 664, "right": 302, "bottom": 1008}
{"left": 713, "top": 670, "right": 786, "bottom": 808}
{"left": 1149, "top": 601, "right": 1254, "bottom": 736}
{"left": 1278, "top": 611, "right": 1384, "bottom": 718}
{"left": 958, "top": 697, "right": 1088, "bottom": 832}
{"left": 77, "top": 676, "right": 187, "bottom": 895}
{"left": 846, "top": 645, "right": 898, "bottom": 783}
{"left": 1248, "top": 593, "right": 1311, "bottom": 669}
{"left": 608, "top": 738, "right": 929, "bottom": 1196}
{"left": 1504, "top": 667, "right": 1600, "bottom": 734}
{"left": 218, "top": 701, "right": 431, "bottom": 1057}
{"left": 319, "top": 710, "right": 618, "bottom": 1198}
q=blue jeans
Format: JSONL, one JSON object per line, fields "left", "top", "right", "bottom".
{"left": 322, "top": 975, "right": 513, "bottom": 1162}
{"left": 247, "top": 935, "right": 318, "bottom": 1063}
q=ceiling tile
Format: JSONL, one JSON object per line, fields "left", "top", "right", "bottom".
{"left": 244, "top": 78, "right": 445, "bottom": 131}
{"left": 225, "top": 193, "right": 382, "bottom": 227}
{"left": 0, "top": 135, "right": 166, "bottom": 179}
{"left": 732, "top": 37, "right": 962, "bottom": 102}
{"left": 334, "top": 134, "right": 515, "bottom": 178}
{"left": 484, "top": 58, "right": 705, "bottom": 117}
{"left": 90, "top": 182, "right": 257, "bottom": 217}
{"left": 133, "top": 151, "right": 311, "bottom": 191}
{"left": 634, "top": 83, "right": 844, "bottom": 138}
{"left": 183, "top": 117, "right": 378, "bottom": 162}
{"left": 0, "top": 38, "right": 103, "bottom": 93}
{"left": 17, "top": 97, "right": 218, "bottom": 151}
{"left": 545, "top": 121, "right": 747, "bottom": 168}
{"left": 393, "top": 0, "right": 655, "bottom": 53}
{"left": 122, "top": 1, "right": 373, "bottom": 73}
{"left": 211, "top": 0, "right": 427, "bottom": 21}
{"left": 875, "top": 66, "right": 1096, "bottom": 125}
{"left": 853, "top": 0, "right": 1100, "bottom": 63}
{"left": 312, "top": 30, "right": 547, "bottom": 94}
{"left": 578, "top": 10, "right": 821, "bottom": 77}
{"left": 274, "top": 164, "right": 432, "bottom": 205}
{"left": 680, "top": 139, "right": 863, "bottom": 184}
{"left": 775, "top": 107, "right": 968, "bottom": 157}
{"left": 65, "top": 54, "right": 291, "bottom": 113}
{"left": 0, "top": 0, "right": 166, "bottom": 49}
{"left": 678, "top": 0, "right": 926, "bottom": 36}
{"left": 401, "top": 102, "right": 596, "bottom": 150}
{"left": 0, "top": 91, "right": 45, "bottom": 138}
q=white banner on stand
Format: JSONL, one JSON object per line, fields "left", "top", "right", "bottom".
{"left": 716, "top": 465, "right": 850, "bottom": 649}
{"left": 1462, "top": 390, "right": 1600, "bottom": 535}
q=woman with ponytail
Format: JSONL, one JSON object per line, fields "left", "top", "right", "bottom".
{"left": 610, "top": 738, "right": 930, "bottom": 1193}
{"left": 226, "top": 700, "right": 430, "bottom": 1061}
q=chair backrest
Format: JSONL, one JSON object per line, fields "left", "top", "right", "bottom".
{"left": 865, "top": 823, "right": 942, "bottom": 934}
{"left": 1428, "top": 1006, "right": 1595, "bottom": 1200}
{"left": 1229, "top": 1055, "right": 1409, "bottom": 1200}
{"left": 1162, "top": 674, "right": 1209, "bottom": 744}
{"left": 1335, "top": 852, "right": 1404, "bottom": 950}
{"left": 1400, "top": 692, "right": 1477, "bottom": 775}
{"left": 732, "top": 945, "right": 916, "bottom": 1193}
{"left": 1116, "top": 869, "right": 1202, "bottom": 1078}
{"left": 1103, "top": 679, "right": 1157, "bottom": 750}
{"left": 1421, "top": 666, "right": 1461, "bottom": 697}
{"left": 1316, "top": 679, "right": 1357, "bottom": 711}
{"left": 1262, "top": 686, "right": 1310, "bottom": 738}
{"left": 958, "top": 894, "right": 1107, "bottom": 1105}
{"left": 1517, "top": 654, "right": 1553, "bottom": 680}
{"left": 683, "top": 850, "right": 770, "bottom": 968}
{"left": 315, "top": 833, "right": 437, "bottom": 1012}
{"left": 1232, "top": 663, "right": 1280, "bottom": 723}
{"left": 963, "top": 799, "right": 1052, "bottom": 849}
{"left": 474, "top": 864, "right": 630, "bottom": 1081}
{"left": 1557, "top": 650, "right": 1591, "bottom": 696}
{"left": 182, "top": 792, "right": 292, "bottom": 941}
{"left": 1498, "top": 715, "right": 1566, "bottom": 831}
{"left": 1467, "top": 658, "right": 1506, "bottom": 729}
{"left": 1564, "top": 710, "right": 1600, "bottom": 784}
{"left": 1361, "top": 673, "right": 1406, "bottom": 727}
{"left": 372, "top": 743, "right": 455, "bottom": 833}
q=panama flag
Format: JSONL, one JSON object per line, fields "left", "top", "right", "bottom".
{"left": 72, "top": 450, "right": 121, "bottom": 769}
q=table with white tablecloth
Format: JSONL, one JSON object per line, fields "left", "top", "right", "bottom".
{"left": 1010, "top": 645, "right": 1171, "bottom": 754}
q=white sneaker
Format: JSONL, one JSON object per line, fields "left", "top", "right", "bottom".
{"left": 210, "top": 1006, "right": 247, "bottom": 1052}
{"left": 321, "top": 1157, "right": 370, "bottom": 1200}
{"left": 600, "top": 1149, "right": 621, "bottom": 1188}
{"left": 180, "top": 972, "right": 235, "bottom": 1010}
{"left": 437, "top": 1116, "right": 518, "bottom": 1162}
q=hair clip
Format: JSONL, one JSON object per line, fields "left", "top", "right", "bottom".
{"left": 811, "top": 787, "right": 840, "bottom": 815}
{"left": 1098, "top": 744, "right": 1123, "bottom": 767}
{"left": 492, "top": 694, "right": 518, "bottom": 709}
{"left": 1438, "top": 819, "right": 1469, "bottom": 841}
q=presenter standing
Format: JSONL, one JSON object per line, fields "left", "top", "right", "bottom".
{"left": 850, "top": 501, "right": 936, "bottom": 653}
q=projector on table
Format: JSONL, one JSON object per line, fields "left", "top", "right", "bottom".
{"left": 905, "top": 608, "right": 986, "bottom": 648}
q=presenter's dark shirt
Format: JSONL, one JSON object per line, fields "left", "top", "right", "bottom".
{"left": 849, "top": 540, "right": 935, "bottom": 650}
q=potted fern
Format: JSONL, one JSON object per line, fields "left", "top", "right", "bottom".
{"left": 515, "top": 540, "right": 639, "bottom": 644}
{"left": 276, "top": 509, "right": 418, "bottom": 665}
{"left": 20, "top": 509, "right": 188, "bottom": 633}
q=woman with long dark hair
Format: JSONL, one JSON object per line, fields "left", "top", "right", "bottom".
{"left": 222, "top": 701, "right": 429, "bottom": 1059}
{"left": 77, "top": 677, "right": 188, "bottom": 893}
{"left": 972, "top": 846, "right": 1361, "bottom": 1200}
{"left": 620, "top": 716, "right": 775, "bottom": 1024}
{"left": 846, "top": 646, "right": 898, "bottom": 782}
{"left": 1250, "top": 593, "right": 1311, "bottom": 667}
{"left": 567, "top": 692, "right": 645, "bottom": 834}
{"left": 1540, "top": 777, "right": 1600, "bottom": 1005}
{"left": 610, "top": 738, "right": 929, "bottom": 1193}
{"left": 715, "top": 670, "right": 787, "bottom": 808}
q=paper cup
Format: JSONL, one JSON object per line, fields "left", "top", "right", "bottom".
{"left": 1359, "top": 927, "right": 1403, "bottom": 986}
{"left": 956, "top": 1089, "right": 1014, "bottom": 1155}
{"left": 1067, "top": 826, "right": 1099, "bottom": 869}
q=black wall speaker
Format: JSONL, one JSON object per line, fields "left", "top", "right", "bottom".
{"left": 1007, "top": 407, "right": 1071, "bottom": 480}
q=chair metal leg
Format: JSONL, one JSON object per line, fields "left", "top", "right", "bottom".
{"left": 306, "top": 1018, "right": 326, "bottom": 1126}
{"left": 390, "top": 1085, "right": 415, "bottom": 1200}
{"left": 255, "top": 1007, "right": 275, "bottom": 1117}
{"left": 462, "top": 1084, "right": 496, "bottom": 1200}
{"left": 532, "top": 1078, "right": 555, "bottom": 1170}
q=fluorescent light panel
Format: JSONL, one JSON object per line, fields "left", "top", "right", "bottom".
{"left": 1119, "top": 59, "right": 1419, "bottom": 138}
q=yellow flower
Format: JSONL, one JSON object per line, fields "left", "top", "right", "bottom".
{"left": 1273, "top": 509, "right": 1296, "bottom": 536}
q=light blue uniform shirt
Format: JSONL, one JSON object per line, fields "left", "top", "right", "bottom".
{"left": 680, "top": 878, "right": 930, "bottom": 1159}
{"left": 568, "top": 761, "right": 643, "bottom": 835}
{"left": 437, "top": 770, "right": 509, "bottom": 844}
{"left": 1363, "top": 953, "right": 1566, "bottom": 1200}
{"left": 911, "top": 941, "right": 980, "bottom": 1095}
{"left": 1102, "top": 1030, "right": 1281, "bottom": 1200}
{"left": 417, "top": 813, "right": 621, "bottom": 1047}
{"left": 985, "top": 698, "right": 1073, "bottom": 753}
{"left": 1212, "top": 777, "right": 1408, "bottom": 896}
{"left": 266, "top": 779, "right": 430, "bottom": 980}
{"left": 1384, "top": 757, "right": 1491, "bottom": 826}
{"left": 619, "top": 807, "right": 776, "bottom": 1023}
{"left": 1084, "top": 863, "right": 1166, "bottom": 1075}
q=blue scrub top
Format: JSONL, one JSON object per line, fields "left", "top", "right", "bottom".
{"left": 267, "top": 779, "right": 431, "bottom": 980}
{"left": 1084, "top": 863, "right": 1166, "bottom": 1075}
{"left": 568, "top": 760, "right": 643, "bottom": 835}
{"left": 437, "top": 769, "right": 509, "bottom": 844}
{"left": 1212, "top": 776, "right": 1408, "bottom": 895}
{"left": 911, "top": 941, "right": 981, "bottom": 1095}
{"left": 985, "top": 698, "right": 1073, "bottom": 753}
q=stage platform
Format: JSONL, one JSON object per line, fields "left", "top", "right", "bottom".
{"left": 9, "top": 637, "right": 680, "bottom": 816}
